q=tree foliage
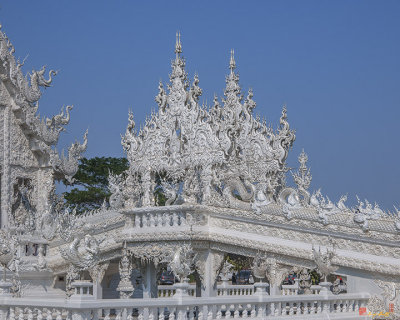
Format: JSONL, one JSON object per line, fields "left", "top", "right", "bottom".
{"left": 63, "top": 157, "right": 129, "bottom": 213}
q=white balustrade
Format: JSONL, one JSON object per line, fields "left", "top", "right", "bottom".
{"left": 132, "top": 210, "right": 189, "bottom": 229}
{"left": 0, "top": 292, "right": 370, "bottom": 319}
{"left": 217, "top": 284, "right": 255, "bottom": 296}
{"left": 158, "top": 284, "right": 196, "bottom": 297}
{"left": 281, "top": 282, "right": 299, "bottom": 296}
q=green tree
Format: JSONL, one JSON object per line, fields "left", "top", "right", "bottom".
{"left": 63, "top": 157, "right": 129, "bottom": 213}
{"left": 226, "top": 253, "right": 253, "bottom": 271}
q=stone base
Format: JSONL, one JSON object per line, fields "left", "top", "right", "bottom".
{"left": 254, "top": 282, "right": 269, "bottom": 295}
{"left": 319, "top": 282, "right": 333, "bottom": 295}
{"left": 173, "top": 279, "right": 190, "bottom": 298}
{"left": 117, "top": 284, "right": 134, "bottom": 299}
{"left": 0, "top": 280, "right": 12, "bottom": 297}
{"left": 19, "top": 270, "right": 65, "bottom": 298}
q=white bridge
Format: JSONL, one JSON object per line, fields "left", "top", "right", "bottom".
{"left": 0, "top": 28, "right": 398, "bottom": 319}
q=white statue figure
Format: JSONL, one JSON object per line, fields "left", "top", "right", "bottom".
{"left": 251, "top": 253, "right": 268, "bottom": 282}
{"left": 312, "top": 241, "right": 338, "bottom": 284}
{"left": 59, "top": 235, "right": 102, "bottom": 271}
{"left": 0, "top": 230, "right": 17, "bottom": 283}
{"left": 165, "top": 243, "right": 196, "bottom": 282}
{"left": 219, "top": 260, "right": 234, "bottom": 281}
{"left": 108, "top": 171, "right": 125, "bottom": 209}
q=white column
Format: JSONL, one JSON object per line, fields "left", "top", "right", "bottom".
{"left": 269, "top": 284, "right": 280, "bottom": 296}
{"left": 201, "top": 250, "right": 218, "bottom": 297}
{"left": 143, "top": 262, "right": 157, "bottom": 298}
{"left": 93, "top": 281, "right": 102, "bottom": 299}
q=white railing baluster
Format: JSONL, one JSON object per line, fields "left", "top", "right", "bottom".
{"left": 138, "top": 308, "right": 144, "bottom": 320}
{"left": 159, "top": 308, "right": 165, "bottom": 320}
{"left": 198, "top": 308, "right": 204, "bottom": 320}
{"left": 55, "top": 309, "right": 62, "bottom": 320}
{"left": 168, "top": 308, "right": 175, "bottom": 320}
{"left": 46, "top": 308, "right": 53, "bottom": 320}
{"left": 18, "top": 307, "right": 24, "bottom": 320}
{"left": 27, "top": 308, "right": 34, "bottom": 320}
{"left": 179, "top": 213, "right": 186, "bottom": 226}
{"left": 233, "top": 305, "right": 240, "bottom": 319}
{"left": 207, "top": 307, "right": 213, "bottom": 320}
{"left": 127, "top": 308, "right": 133, "bottom": 320}
{"left": 172, "top": 213, "right": 179, "bottom": 226}
{"left": 216, "top": 306, "right": 222, "bottom": 319}
{"left": 9, "top": 308, "right": 15, "bottom": 320}
{"left": 104, "top": 309, "right": 110, "bottom": 320}
{"left": 115, "top": 308, "right": 122, "bottom": 320}
{"left": 0, "top": 291, "right": 371, "bottom": 320}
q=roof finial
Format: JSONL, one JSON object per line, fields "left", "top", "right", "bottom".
{"left": 175, "top": 31, "right": 182, "bottom": 56}
{"left": 229, "top": 49, "right": 236, "bottom": 72}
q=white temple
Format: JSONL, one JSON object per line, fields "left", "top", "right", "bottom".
{"left": 0, "top": 28, "right": 399, "bottom": 319}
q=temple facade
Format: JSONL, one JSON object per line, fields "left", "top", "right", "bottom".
{"left": 0, "top": 28, "right": 398, "bottom": 319}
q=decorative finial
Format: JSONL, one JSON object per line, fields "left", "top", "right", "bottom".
{"left": 229, "top": 49, "right": 236, "bottom": 72}
{"left": 175, "top": 31, "right": 182, "bottom": 56}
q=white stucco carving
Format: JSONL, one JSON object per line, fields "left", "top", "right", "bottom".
{"left": 0, "top": 27, "right": 398, "bottom": 318}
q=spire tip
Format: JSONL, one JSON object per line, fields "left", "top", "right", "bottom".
{"left": 229, "top": 49, "right": 236, "bottom": 72}
{"left": 175, "top": 31, "right": 182, "bottom": 55}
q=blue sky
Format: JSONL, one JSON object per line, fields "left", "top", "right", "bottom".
{"left": 1, "top": 1, "right": 399, "bottom": 210}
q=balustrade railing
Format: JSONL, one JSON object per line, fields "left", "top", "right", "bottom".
{"left": 0, "top": 292, "right": 370, "bottom": 319}
{"left": 158, "top": 284, "right": 196, "bottom": 297}
{"left": 217, "top": 284, "right": 255, "bottom": 296}
{"left": 133, "top": 211, "right": 188, "bottom": 229}
{"left": 281, "top": 284, "right": 298, "bottom": 296}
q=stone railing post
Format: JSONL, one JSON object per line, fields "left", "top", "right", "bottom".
{"left": 254, "top": 282, "right": 269, "bottom": 296}
{"left": 70, "top": 280, "right": 95, "bottom": 320}
{"left": 0, "top": 307, "right": 8, "bottom": 320}
{"left": 0, "top": 278, "right": 12, "bottom": 319}
{"left": 173, "top": 278, "right": 190, "bottom": 298}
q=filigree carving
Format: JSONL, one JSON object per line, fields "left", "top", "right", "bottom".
{"left": 120, "top": 34, "right": 294, "bottom": 210}
{"left": 163, "top": 243, "right": 196, "bottom": 281}
{"left": 312, "top": 240, "right": 338, "bottom": 282}
{"left": 117, "top": 242, "right": 134, "bottom": 298}
{"left": 59, "top": 235, "right": 103, "bottom": 271}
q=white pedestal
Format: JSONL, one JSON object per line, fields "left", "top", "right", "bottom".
{"left": 254, "top": 282, "right": 269, "bottom": 296}
{"left": 18, "top": 270, "right": 65, "bottom": 298}
{"left": 173, "top": 279, "right": 190, "bottom": 298}
{"left": 0, "top": 280, "right": 12, "bottom": 297}
{"left": 319, "top": 282, "right": 333, "bottom": 295}
{"left": 70, "top": 280, "right": 94, "bottom": 301}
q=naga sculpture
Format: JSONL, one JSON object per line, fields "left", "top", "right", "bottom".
{"left": 312, "top": 241, "right": 338, "bottom": 283}
{"left": 164, "top": 243, "right": 196, "bottom": 282}
{"left": 59, "top": 235, "right": 102, "bottom": 272}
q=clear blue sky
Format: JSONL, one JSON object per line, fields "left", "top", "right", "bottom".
{"left": 1, "top": 1, "right": 399, "bottom": 210}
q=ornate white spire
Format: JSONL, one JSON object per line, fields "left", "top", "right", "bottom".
{"left": 175, "top": 31, "right": 182, "bottom": 56}
{"left": 229, "top": 49, "right": 236, "bottom": 72}
{"left": 121, "top": 34, "right": 296, "bottom": 209}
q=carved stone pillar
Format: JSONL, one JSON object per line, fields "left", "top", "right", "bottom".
{"left": 265, "top": 258, "right": 292, "bottom": 296}
{"left": 70, "top": 281, "right": 94, "bottom": 320}
{"left": 0, "top": 105, "right": 10, "bottom": 228}
{"left": 142, "top": 262, "right": 157, "bottom": 298}
{"left": 142, "top": 170, "right": 153, "bottom": 207}
{"left": 201, "top": 165, "right": 212, "bottom": 204}
{"left": 88, "top": 262, "right": 109, "bottom": 299}
{"left": 196, "top": 250, "right": 224, "bottom": 297}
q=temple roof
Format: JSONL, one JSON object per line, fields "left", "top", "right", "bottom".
{"left": 121, "top": 34, "right": 295, "bottom": 200}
